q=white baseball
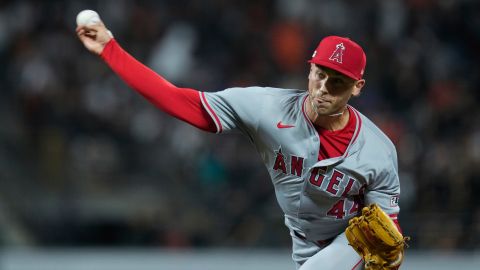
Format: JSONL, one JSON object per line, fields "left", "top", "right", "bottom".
{"left": 76, "top": 10, "right": 101, "bottom": 26}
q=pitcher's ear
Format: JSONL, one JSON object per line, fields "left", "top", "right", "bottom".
{"left": 352, "top": 79, "right": 365, "bottom": 97}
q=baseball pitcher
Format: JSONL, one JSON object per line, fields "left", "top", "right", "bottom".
{"left": 76, "top": 12, "right": 408, "bottom": 270}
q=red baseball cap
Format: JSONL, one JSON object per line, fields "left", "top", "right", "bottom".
{"left": 308, "top": 36, "right": 366, "bottom": 80}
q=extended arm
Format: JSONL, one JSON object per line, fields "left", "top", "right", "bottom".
{"left": 76, "top": 19, "right": 216, "bottom": 132}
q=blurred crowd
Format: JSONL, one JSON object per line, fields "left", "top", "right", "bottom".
{"left": 0, "top": 0, "right": 479, "bottom": 251}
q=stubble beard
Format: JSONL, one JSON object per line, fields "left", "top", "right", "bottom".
{"left": 308, "top": 92, "right": 332, "bottom": 116}
{"left": 309, "top": 94, "right": 346, "bottom": 118}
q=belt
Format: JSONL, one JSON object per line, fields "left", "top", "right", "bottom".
{"left": 294, "top": 230, "right": 334, "bottom": 246}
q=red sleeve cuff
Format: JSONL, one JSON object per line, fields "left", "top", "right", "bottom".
{"left": 389, "top": 214, "right": 402, "bottom": 234}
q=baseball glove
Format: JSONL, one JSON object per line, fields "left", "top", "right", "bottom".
{"left": 345, "top": 203, "right": 410, "bottom": 270}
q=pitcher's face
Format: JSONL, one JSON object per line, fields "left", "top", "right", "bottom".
{"left": 307, "top": 64, "right": 364, "bottom": 116}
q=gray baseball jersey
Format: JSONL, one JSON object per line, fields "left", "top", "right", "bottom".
{"left": 200, "top": 86, "right": 400, "bottom": 268}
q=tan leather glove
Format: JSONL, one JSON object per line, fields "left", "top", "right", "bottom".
{"left": 345, "top": 204, "right": 410, "bottom": 270}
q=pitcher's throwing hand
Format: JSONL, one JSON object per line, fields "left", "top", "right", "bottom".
{"left": 76, "top": 10, "right": 112, "bottom": 55}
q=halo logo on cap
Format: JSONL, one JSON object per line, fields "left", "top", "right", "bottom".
{"left": 308, "top": 36, "right": 367, "bottom": 80}
{"left": 329, "top": 43, "right": 345, "bottom": 64}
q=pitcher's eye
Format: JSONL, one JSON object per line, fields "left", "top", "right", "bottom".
{"left": 331, "top": 78, "right": 344, "bottom": 85}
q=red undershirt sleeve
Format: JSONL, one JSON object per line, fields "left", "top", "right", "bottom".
{"left": 99, "top": 39, "right": 217, "bottom": 133}
{"left": 389, "top": 214, "right": 403, "bottom": 233}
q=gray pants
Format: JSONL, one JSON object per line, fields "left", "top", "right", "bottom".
{"left": 291, "top": 231, "right": 364, "bottom": 270}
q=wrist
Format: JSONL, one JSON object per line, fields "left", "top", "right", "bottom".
{"left": 100, "top": 38, "right": 116, "bottom": 59}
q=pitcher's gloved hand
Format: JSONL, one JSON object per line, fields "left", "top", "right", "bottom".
{"left": 345, "top": 204, "right": 410, "bottom": 270}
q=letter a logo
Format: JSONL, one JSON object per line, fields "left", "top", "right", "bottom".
{"left": 329, "top": 43, "right": 345, "bottom": 63}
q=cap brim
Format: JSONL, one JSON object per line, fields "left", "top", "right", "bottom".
{"left": 308, "top": 60, "right": 360, "bottom": 80}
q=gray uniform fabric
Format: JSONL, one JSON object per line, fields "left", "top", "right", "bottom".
{"left": 201, "top": 87, "right": 400, "bottom": 269}
{"left": 292, "top": 232, "right": 363, "bottom": 270}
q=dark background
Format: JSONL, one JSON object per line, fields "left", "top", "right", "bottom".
{"left": 0, "top": 0, "right": 479, "bottom": 251}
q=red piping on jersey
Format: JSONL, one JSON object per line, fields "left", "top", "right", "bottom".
{"left": 301, "top": 96, "right": 321, "bottom": 142}
{"left": 301, "top": 96, "right": 363, "bottom": 158}
{"left": 199, "top": 92, "right": 223, "bottom": 133}
{"left": 343, "top": 105, "right": 363, "bottom": 156}
{"left": 348, "top": 106, "right": 363, "bottom": 146}
{"left": 389, "top": 214, "right": 398, "bottom": 220}
{"left": 388, "top": 214, "right": 402, "bottom": 233}
{"left": 351, "top": 259, "right": 363, "bottom": 270}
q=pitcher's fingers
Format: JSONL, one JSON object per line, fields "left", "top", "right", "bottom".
{"left": 77, "top": 29, "right": 95, "bottom": 41}
{"left": 84, "top": 31, "right": 97, "bottom": 39}
{"left": 76, "top": 26, "right": 96, "bottom": 39}
{"left": 77, "top": 32, "right": 90, "bottom": 42}
{"left": 76, "top": 26, "right": 90, "bottom": 33}
{"left": 76, "top": 27, "right": 92, "bottom": 37}
{"left": 83, "top": 23, "right": 105, "bottom": 32}
{"left": 76, "top": 27, "right": 85, "bottom": 36}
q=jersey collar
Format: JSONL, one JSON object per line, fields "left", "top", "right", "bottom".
{"left": 301, "top": 95, "right": 363, "bottom": 167}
